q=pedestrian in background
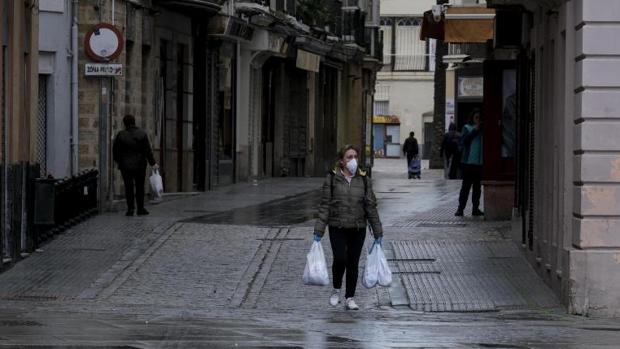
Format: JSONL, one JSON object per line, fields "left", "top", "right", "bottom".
{"left": 113, "top": 114, "right": 158, "bottom": 217}
{"left": 440, "top": 122, "right": 461, "bottom": 179}
{"left": 455, "top": 110, "right": 484, "bottom": 217}
{"left": 313, "top": 145, "right": 384, "bottom": 310}
{"left": 402, "top": 131, "right": 419, "bottom": 179}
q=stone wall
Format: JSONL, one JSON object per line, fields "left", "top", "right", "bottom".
{"left": 78, "top": 1, "right": 197, "bottom": 202}
{"left": 514, "top": 0, "right": 620, "bottom": 317}
{"left": 570, "top": 0, "right": 620, "bottom": 317}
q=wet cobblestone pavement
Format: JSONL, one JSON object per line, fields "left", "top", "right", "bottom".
{"left": 0, "top": 159, "right": 618, "bottom": 348}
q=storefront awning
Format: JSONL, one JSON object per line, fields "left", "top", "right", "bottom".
{"left": 445, "top": 7, "right": 495, "bottom": 43}
{"left": 421, "top": 6, "right": 495, "bottom": 44}
{"left": 373, "top": 115, "right": 401, "bottom": 124}
{"left": 296, "top": 49, "right": 321, "bottom": 73}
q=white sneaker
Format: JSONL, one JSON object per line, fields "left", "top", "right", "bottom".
{"left": 329, "top": 289, "right": 341, "bottom": 306}
{"left": 345, "top": 298, "right": 359, "bottom": 310}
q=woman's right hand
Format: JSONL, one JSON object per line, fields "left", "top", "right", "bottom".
{"left": 313, "top": 234, "right": 322, "bottom": 242}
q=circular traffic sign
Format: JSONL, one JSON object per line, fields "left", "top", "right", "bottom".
{"left": 84, "top": 23, "right": 124, "bottom": 62}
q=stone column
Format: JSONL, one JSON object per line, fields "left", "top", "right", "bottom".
{"left": 570, "top": 0, "right": 620, "bottom": 317}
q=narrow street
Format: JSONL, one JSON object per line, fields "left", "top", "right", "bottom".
{"left": 0, "top": 159, "right": 617, "bottom": 348}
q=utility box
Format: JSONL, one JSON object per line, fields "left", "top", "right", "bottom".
{"left": 34, "top": 179, "right": 56, "bottom": 226}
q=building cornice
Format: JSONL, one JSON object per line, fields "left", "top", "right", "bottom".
{"left": 377, "top": 71, "right": 435, "bottom": 82}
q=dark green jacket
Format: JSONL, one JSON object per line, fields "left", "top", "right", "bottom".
{"left": 112, "top": 126, "right": 156, "bottom": 171}
{"left": 314, "top": 168, "right": 383, "bottom": 239}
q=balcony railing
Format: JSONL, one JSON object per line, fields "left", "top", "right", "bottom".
{"left": 342, "top": 7, "right": 365, "bottom": 46}
{"left": 342, "top": 0, "right": 366, "bottom": 11}
{"left": 448, "top": 43, "right": 487, "bottom": 59}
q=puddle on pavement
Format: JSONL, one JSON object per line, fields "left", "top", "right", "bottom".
{"left": 476, "top": 344, "right": 531, "bottom": 349}
{"left": 183, "top": 190, "right": 321, "bottom": 226}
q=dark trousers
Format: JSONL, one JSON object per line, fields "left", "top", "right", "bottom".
{"left": 448, "top": 153, "right": 461, "bottom": 179}
{"left": 458, "top": 164, "right": 482, "bottom": 211}
{"left": 329, "top": 227, "right": 366, "bottom": 298}
{"left": 121, "top": 168, "right": 146, "bottom": 212}
{"left": 406, "top": 154, "right": 414, "bottom": 167}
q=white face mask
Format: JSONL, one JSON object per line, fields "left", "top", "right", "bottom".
{"left": 346, "top": 158, "right": 358, "bottom": 175}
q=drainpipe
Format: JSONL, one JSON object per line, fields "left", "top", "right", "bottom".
{"left": 71, "top": 0, "right": 79, "bottom": 175}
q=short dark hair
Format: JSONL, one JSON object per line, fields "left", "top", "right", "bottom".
{"left": 123, "top": 114, "right": 136, "bottom": 128}
{"left": 410, "top": 131, "right": 415, "bottom": 137}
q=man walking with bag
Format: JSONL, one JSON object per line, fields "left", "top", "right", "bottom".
{"left": 402, "top": 131, "right": 419, "bottom": 179}
{"left": 113, "top": 114, "right": 158, "bottom": 216}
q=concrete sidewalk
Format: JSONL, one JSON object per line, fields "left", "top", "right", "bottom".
{"left": 0, "top": 176, "right": 323, "bottom": 302}
{"left": 0, "top": 159, "right": 617, "bottom": 347}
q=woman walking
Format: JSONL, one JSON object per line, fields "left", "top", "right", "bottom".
{"left": 313, "top": 145, "right": 384, "bottom": 310}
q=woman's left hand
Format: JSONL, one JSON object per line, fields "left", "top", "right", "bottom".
{"left": 375, "top": 237, "right": 383, "bottom": 246}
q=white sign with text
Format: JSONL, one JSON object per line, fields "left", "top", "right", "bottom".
{"left": 85, "top": 63, "right": 123, "bottom": 77}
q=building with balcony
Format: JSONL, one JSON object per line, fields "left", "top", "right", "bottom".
{"left": 419, "top": 0, "right": 620, "bottom": 317}
{"left": 373, "top": 0, "right": 436, "bottom": 160}
{"left": 486, "top": 0, "right": 620, "bottom": 317}
{"left": 235, "top": 0, "right": 382, "bottom": 178}
{"left": 0, "top": 0, "right": 41, "bottom": 268}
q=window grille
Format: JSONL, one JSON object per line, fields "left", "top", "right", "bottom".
{"left": 36, "top": 75, "right": 48, "bottom": 177}
{"left": 375, "top": 85, "right": 389, "bottom": 101}
{"left": 394, "top": 18, "right": 426, "bottom": 71}
{"left": 379, "top": 19, "right": 393, "bottom": 66}
{"left": 373, "top": 101, "right": 389, "bottom": 115}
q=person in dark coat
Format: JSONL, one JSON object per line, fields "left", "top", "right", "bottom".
{"left": 402, "top": 132, "right": 419, "bottom": 179}
{"left": 440, "top": 122, "right": 461, "bottom": 179}
{"left": 113, "top": 115, "right": 158, "bottom": 216}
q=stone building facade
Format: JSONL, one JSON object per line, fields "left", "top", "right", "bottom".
{"left": 374, "top": 0, "right": 436, "bottom": 160}
{"left": 75, "top": 0, "right": 381, "bottom": 207}
{"left": 0, "top": 0, "right": 40, "bottom": 266}
{"left": 77, "top": 0, "right": 217, "bottom": 207}
{"left": 489, "top": 0, "right": 620, "bottom": 317}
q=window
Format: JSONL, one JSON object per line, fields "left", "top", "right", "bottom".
{"left": 395, "top": 18, "right": 426, "bottom": 71}
{"left": 374, "top": 85, "right": 390, "bottom": 115}
{"left": 380, "top": 19, "right": 393, "bottom": 67}
{"left": 374, "top": 101, "right": 389, "bottom": 115}
{"left": 380, "top": 17, "right": 430, "bottom": 72}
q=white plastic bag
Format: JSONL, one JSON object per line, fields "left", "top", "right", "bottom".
{"left": 149, "top": 169, "right": 164, "bottom": 200}
{"left": 303, "top": 241, "right": 330, "bottom": 286}
{"left": 363, "top": 241, "right": 392, "bottom": 288}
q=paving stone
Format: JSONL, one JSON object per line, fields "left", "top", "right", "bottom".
{"left": 391, "top": 240, "right": 559, "bottom": 312}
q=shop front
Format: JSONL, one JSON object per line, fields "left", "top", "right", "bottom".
{"left": 206, "top": 15, "right": 254, "bottom": 187}
{"left": 372, "top": 115, "right": 401, "bottom": 158}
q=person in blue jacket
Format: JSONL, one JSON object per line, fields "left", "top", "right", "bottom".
{"left": 455, "top": 110, "right": 484, "bottom": 217}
